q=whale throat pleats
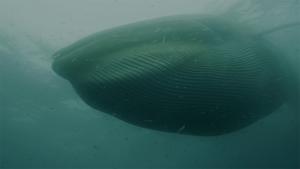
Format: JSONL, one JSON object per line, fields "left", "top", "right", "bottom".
{"left": 52, "top": 15, "right": 289, "bottom": 136}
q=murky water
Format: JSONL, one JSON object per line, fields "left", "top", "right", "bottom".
{"left": 1, "top": 0, "right": 299, "bottom": 168}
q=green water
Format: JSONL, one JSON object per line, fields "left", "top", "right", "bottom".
{"left": 0, "top": 0, "right": 299, "bottom": 168}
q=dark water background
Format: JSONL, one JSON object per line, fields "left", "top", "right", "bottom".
{"left": 0, "top": 0, "right": 299, "bottom": 168}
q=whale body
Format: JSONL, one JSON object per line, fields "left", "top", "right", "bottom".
{"left": 52, "top": 15, "right": 291, "bottom": 136}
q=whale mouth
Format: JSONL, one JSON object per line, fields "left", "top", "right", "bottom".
{"left": 52, "top": 51, "right": 77, "bottom": 80}
{"left": 52, "top": 45, "right": 99, "bottom": 81}
{"left": 52, "top": 39, "right": 206, "bottom": 84}
{"left": 52, "top": 52, "right": 67, "bottom": 78}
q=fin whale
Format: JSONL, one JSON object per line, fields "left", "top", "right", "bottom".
{"left": 52, "top": 15, "right": 295, "bottom": 136}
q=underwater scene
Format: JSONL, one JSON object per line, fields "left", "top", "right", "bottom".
{"left": 0, "top": 0, "right": 299, "bottom": 168}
